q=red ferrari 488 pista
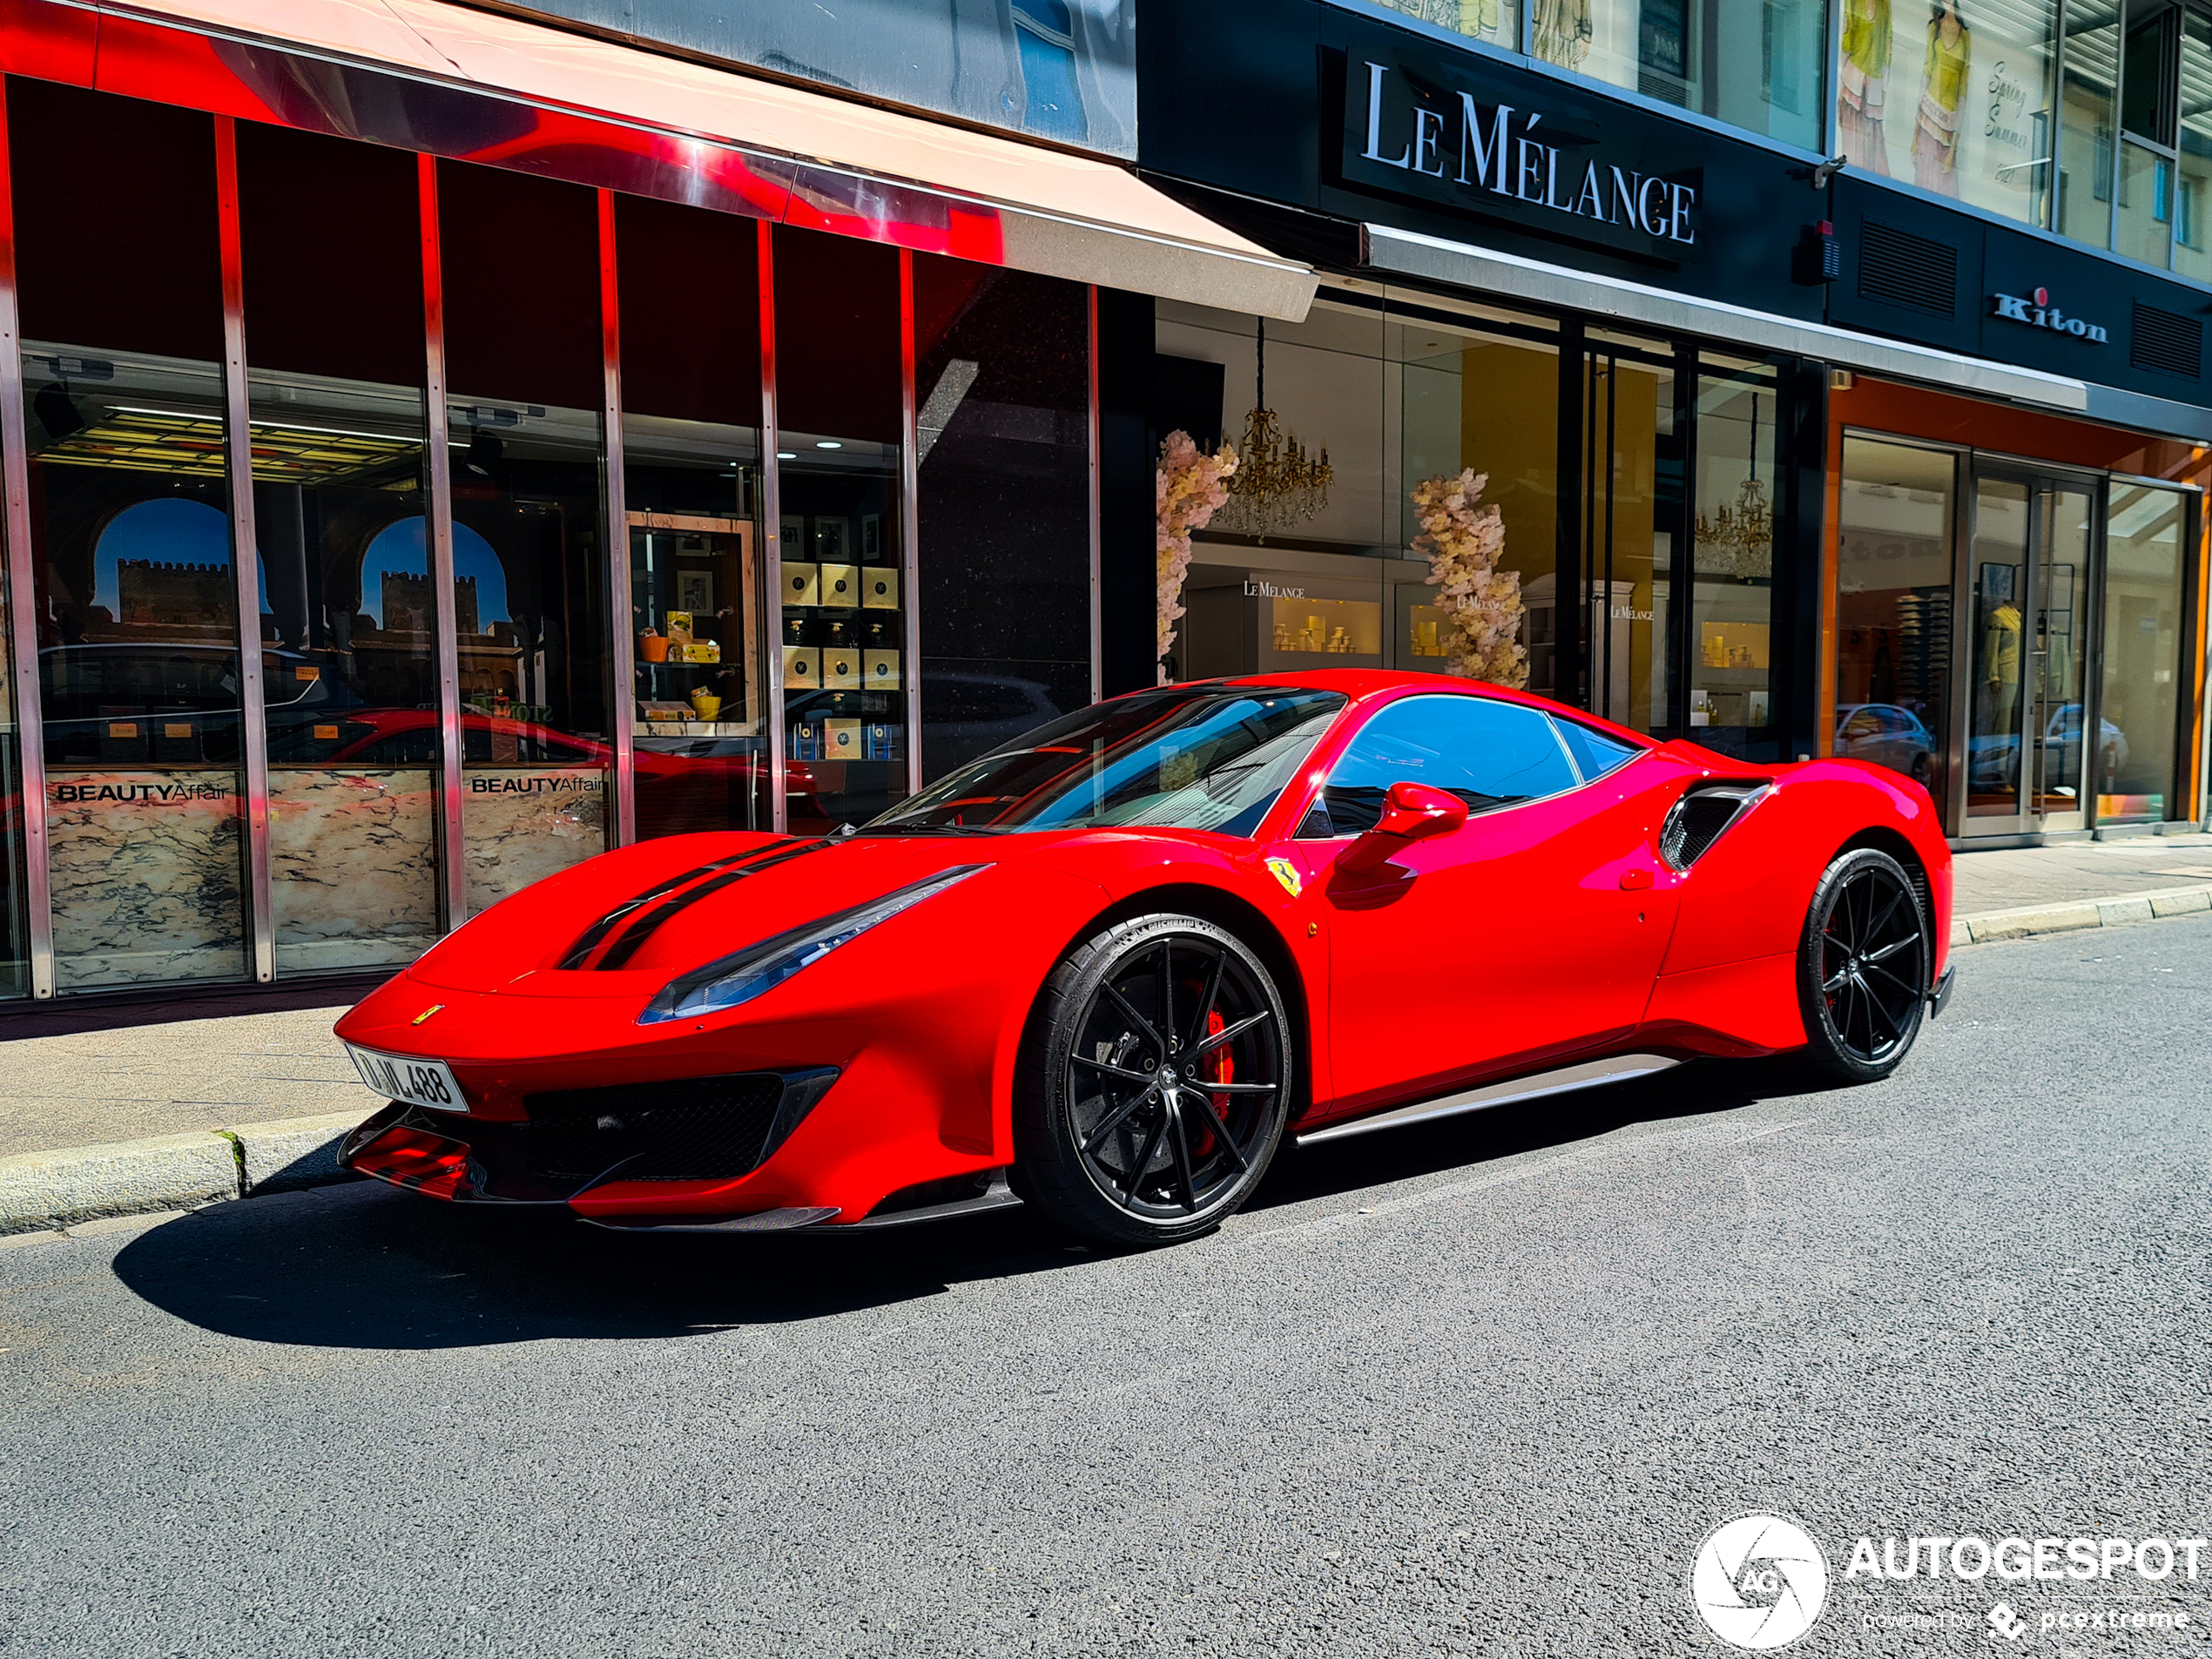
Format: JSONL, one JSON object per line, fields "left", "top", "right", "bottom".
{"left": 336, "top": 671, "right": 1953, "bottom": 1246}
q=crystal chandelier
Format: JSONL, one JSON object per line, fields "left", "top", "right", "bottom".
{"left": 1212, "top": 320, "right": 1332, "bottom": 538}
{"left": 1695, "top": 393, "right": 1774, "bottom": 580}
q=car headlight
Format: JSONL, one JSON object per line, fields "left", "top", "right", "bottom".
{"left": 637, "top": 864, "right": 989, "bottom": 1025}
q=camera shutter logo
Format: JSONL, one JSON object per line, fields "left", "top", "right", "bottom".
{"left": 1689, "top": 1514, "right": 1829, "bottom": 1649}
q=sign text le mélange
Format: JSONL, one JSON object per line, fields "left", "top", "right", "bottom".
{"left": 1350, "top": 60, "right": 1699, "bottom": 248}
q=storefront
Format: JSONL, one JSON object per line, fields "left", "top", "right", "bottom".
{"left": 1136, "top": 0, "right": 2212, "bottom": 844}
{"left": 0, "top": 0, "right": 1314, "bottom": 1001}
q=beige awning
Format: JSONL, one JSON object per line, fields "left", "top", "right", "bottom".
{"left": 78, "top": 0, "right": 1319, "bottom": 320}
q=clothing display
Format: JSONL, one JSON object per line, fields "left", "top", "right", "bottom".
{"left": 1981, "top": 599, "right": 2021, "bottom": 738}
{"left": 1893, "top": 587, "right": 1951, "bottom": 712}
{"left": 1913, "top": 14, "right": 1969, "bottom": 196}
{"left": 1532, "top": 0, "right": 1593, "bottom": 67}
{"left": 1838, "top": 0, "right": 1893, "bottom": 175}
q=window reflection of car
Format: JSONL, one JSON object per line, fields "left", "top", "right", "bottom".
{"left": 38, "top": 642, "right": 360, "bottom": 765}
{"left": 918, "top": 674, "right": 1063, "bottom": 775}
{"left": 1833, "top": 703, "right": 1934, "bottom": 786}
{"left": 1967, "top": 704, "right": 2126, "bottom": 786}
{"left": 293, "top": 708, "right": 825, "bottom": 831}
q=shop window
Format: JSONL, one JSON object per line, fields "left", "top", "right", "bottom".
{"left": 238, "top": 121, "right": 440, "bottom": 974}
{"left": 439, "top": 160, "right": 611, "bottom": 911}
{"left": 616, "top": 194, "right": 772, "bottom": 840}
{"left": 914, "top": 256, "right": 1093, "bottom": 782}
{"left": 1835, "top": 437, "right": 1955, "bottom": 817}
{"left": 12, "top": 84, "right": 246, "bottom": 993}
{"left": 1689, "top": 361, "right": 1779, "bottom": 754}
{"left": 772, "top": 229, "right": 906, "bottom": 826}
{"left": 2175, "top": 7, "right": 2212, "bottom": 278}
{"left": 1577, "top": 329, "right": 1679, "bottom": 736}
{"left": 1841, "top": 0, "right": 2060, "bottom": 230}
{"left": 2099, "top": 482, "right": 2189, "bottom": 820}
{"left": 2061, "top": 2, "right": 2124, "bottom": 246}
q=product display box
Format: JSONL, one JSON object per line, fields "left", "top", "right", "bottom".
{"left": 865, "top": 722, "right": 901, "bottom": 761}
{"left": 864, "top": 647, "right": 900, "bottom": 688}
{"left": 783, "top": 561, "right": 819, "bottom": 607}
{"left": 782, "top": 645, "right": 820, "bottom": 690}
{"left": 862, "top": 568, "right": 899, "bottom": 610}
{"left": 821, "top": 648, "right": 860, "bottom": 690}
{"left": 819, "top": 562, "right": 859, "bottom": 607}
{"left": 824, "top": 718, "right": 861, "bottom": 758}
{"left": 788, "top": 721, "right": 822, "bottom": 760}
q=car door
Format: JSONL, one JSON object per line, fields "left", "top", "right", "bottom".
{"left": 1299, "top": 694, "right": 1686, "bottom": 1114}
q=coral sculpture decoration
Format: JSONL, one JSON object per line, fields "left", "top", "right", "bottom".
{"left": 1156, "top": 430, "right": 1239, "bottom": 679}
{"left": 1411, "top": 469, "right": 1528, "bottom": 689}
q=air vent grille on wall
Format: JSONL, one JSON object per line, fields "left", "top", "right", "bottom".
{"left": 2130, "top": 302, "right": 2202, "bottom": 380}
{"left": 1858, "top": 220, "right": 1959, "bottom": 316}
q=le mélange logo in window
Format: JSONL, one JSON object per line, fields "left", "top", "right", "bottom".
{"left": 1990, "top": 287, "right": 2109, "bottom": 343}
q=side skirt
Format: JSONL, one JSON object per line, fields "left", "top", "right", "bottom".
{"left": 1293, "top": 1053, "right": 1683, "bottom": 1148}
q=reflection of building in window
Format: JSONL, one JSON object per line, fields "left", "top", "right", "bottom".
{"left": 1011, "top": 0, "right": 1086, "bottom": 141}
{"left": 117, "top": 560, "right": 231, "bottom": 631}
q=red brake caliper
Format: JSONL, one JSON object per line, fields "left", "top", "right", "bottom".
{"left": 1192, "top": 1008, "right": 1232, "bottom": 1155}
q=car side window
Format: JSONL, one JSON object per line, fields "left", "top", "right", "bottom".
{"left": 1550, "top": 716, "right": 1640, "bottom": 780}
{"left": 1301, "top": 696, "right": 1577, "bottom": 837}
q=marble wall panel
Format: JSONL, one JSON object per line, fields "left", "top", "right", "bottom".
{"left": 47, "top": 770, "right": 247, "bottom": 989}
{"left": 463, "top": 766, "right": 609, "bottom": 912}
{"left": 268, "top": 767, "right": 442, "bottom": 974}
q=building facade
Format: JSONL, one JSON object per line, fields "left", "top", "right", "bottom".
{"left": 1137, "top": 0, "right": 2210, "bottom": 842}
{"left": 0, "top": 0, "right": 2202, "bottom": 1008}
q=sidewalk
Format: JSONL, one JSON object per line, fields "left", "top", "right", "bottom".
{"left": 4, "top": 833, "right": 2211, "bottom": 1235}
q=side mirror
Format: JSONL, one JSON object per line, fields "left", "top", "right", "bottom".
{"left": 1341, "top": 781, "right": 1468, "bottom": 871}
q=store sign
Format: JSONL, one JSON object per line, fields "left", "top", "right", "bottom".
{"left": 1989, "top": 287, "right": 2108, "bottom": 345}
{"left": 1336, "top": 48, "right": 1703, "bottom": 257}
{"left": 1244, "top": 579, "right": 1308, "bottom": 599}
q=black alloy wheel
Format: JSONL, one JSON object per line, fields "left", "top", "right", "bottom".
{"left": 1015, "top": 914, "right": 1291, "bottom": 1246}
{"left": 1796, "top": 846, "right": 1929, "bottom": 1082}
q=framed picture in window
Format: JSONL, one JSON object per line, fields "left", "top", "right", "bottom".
{"left": 779, "top": 515, "right": 804, "bottom": 555}
{"left": 860, "top": 514, "right": 883, "bottom": 561}
{"left": 813, "top": 517, "right": 851, "bottom": 561}
{"left": 677, "top": 569, "right": 714, "bottom": 615}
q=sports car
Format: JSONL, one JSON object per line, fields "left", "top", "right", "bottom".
{"left": 335, "top": 670, "right": 1955, "bottom": 1246}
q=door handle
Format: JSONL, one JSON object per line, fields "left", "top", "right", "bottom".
{"left": 1619, "top": 868, "right": 1654, "bottom": 890}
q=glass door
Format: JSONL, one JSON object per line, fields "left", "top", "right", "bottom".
{"left": 1965, "top": 467, "right": 2095, "bottom": 833}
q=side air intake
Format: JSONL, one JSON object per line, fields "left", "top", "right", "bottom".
{"left": 1659, "top": 783, "right": 1769, "bottom": 871}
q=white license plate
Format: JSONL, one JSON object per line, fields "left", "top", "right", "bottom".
{"left": 346, "top": 1045, "right": 468, "bottom": 1114}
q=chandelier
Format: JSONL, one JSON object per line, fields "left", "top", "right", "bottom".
{"left": 1212, "top": 320, "right": 1332, "bottom": 538}
{"left": 1695, "top": 393, "right": 1774, "bottom": 580}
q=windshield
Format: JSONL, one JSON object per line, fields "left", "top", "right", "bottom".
{"left": 869, "top": 687, "right": 1346, "bottom": 836}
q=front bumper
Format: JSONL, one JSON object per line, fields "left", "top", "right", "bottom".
{"left": 340, "top": 1066, "right": 840, "bottom": 1208}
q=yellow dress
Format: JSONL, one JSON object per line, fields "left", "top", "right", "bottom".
{"left": 1838, "top": 0, "right": 1893, "bottom": 173}
{"left": 1914, "top": 19, "right": 1970, "bottom": 194}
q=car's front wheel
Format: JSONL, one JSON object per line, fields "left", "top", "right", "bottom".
{"left": 1795, "top": 846, "right": 1929, "bottom": 1082}
{"left": 1015, "top": 914, "right": 1291, "bottom": 1247}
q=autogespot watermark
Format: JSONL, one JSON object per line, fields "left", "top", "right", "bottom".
{"left": 1687, "top": 1521, "right": 2204, "bottom": 1649}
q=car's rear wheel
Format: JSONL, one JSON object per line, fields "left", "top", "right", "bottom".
{"left": 1016, "top": 914, "right": 1291, "bottom": 1247}
{"left": 1796, "top": 847, "right": 1928, "bottom": 1082}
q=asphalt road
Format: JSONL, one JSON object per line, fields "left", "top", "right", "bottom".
{"left": 3, "top": 919, "right": 2209, "bottom": 1658}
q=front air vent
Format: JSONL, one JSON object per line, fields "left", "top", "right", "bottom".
{"left": 1659, "top": 783, "right": 1769, "bottom": 872}
{"left": 1858, "top": 220, "right": 1959, "bottom": 317}
{"left": 2131, "top": 302, "right": 2203, "bottom": 380}
{"left": 523, "top": 1073, "right": 786, "bottom": 1182}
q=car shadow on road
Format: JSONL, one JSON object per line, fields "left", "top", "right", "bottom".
{"left": 110, "top": 1055, "right": 1842, "bottom": 1351}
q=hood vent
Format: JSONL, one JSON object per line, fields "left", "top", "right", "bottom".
{"left": 1660, "top": 782, "right": 1769, "bottom": 871}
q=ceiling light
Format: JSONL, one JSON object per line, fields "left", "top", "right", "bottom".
{"left": 776, "top": 451, "right": 797, "bottom": 460}
{"left": 813, "top": 440, "right": 842, "bottom": 450}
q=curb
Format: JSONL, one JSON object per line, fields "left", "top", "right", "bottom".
{"left": 0, "top": 1109, "right": 364, "bottom": 1237}
{"left": 6, "top": 886, "right": 2211, "bottom": 1240}
{"left": 1949, "top": 882, "right": 2212, "bottom": 948}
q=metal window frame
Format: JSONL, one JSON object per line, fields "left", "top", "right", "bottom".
{"left": 419, "top": 155, "right": 468, "bottom": 929}
{"left": 212, "top": 116, "right": 274, "bottom": 985}
{"left": 598, "top": 187, "right": 636, "bottom": 847}
{"left": 0, "top": 78, "right": 53, "bottom": 999}
{"left": 759, "top": 219, "right": 786, "bottom": 835}
{"left": 1088, "top": 283, "right": 1103, "bottom": 705}
{"left": 900, "top": 246, "right": 925, "bottom": 798}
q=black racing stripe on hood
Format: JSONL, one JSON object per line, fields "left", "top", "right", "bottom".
{"left": 557, "top": 842, "right": 805, "bottom": 971}
{"left": 596, "top": 838, "right": 841, "bottom": 972}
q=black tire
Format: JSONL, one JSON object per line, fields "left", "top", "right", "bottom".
{"left": 1015, "top": 914, "right": 1291, "bottom": 1247}
{"left": 1796, "top": 847, "right": 1929, "bottom": 1082}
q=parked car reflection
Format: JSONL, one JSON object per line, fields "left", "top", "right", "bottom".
{"left": 1968, "top": 704, "right": 2126, "bottom": 788}
{"left": 1834, "top": 702, "right": 1935, "bottom": 786}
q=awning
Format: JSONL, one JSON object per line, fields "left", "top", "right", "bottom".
{"left": 1362, "top": 222, "right": 2212, "bottom": 443}
{"left": 8, "top": 0, "right": 1318, "bottom": 320}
